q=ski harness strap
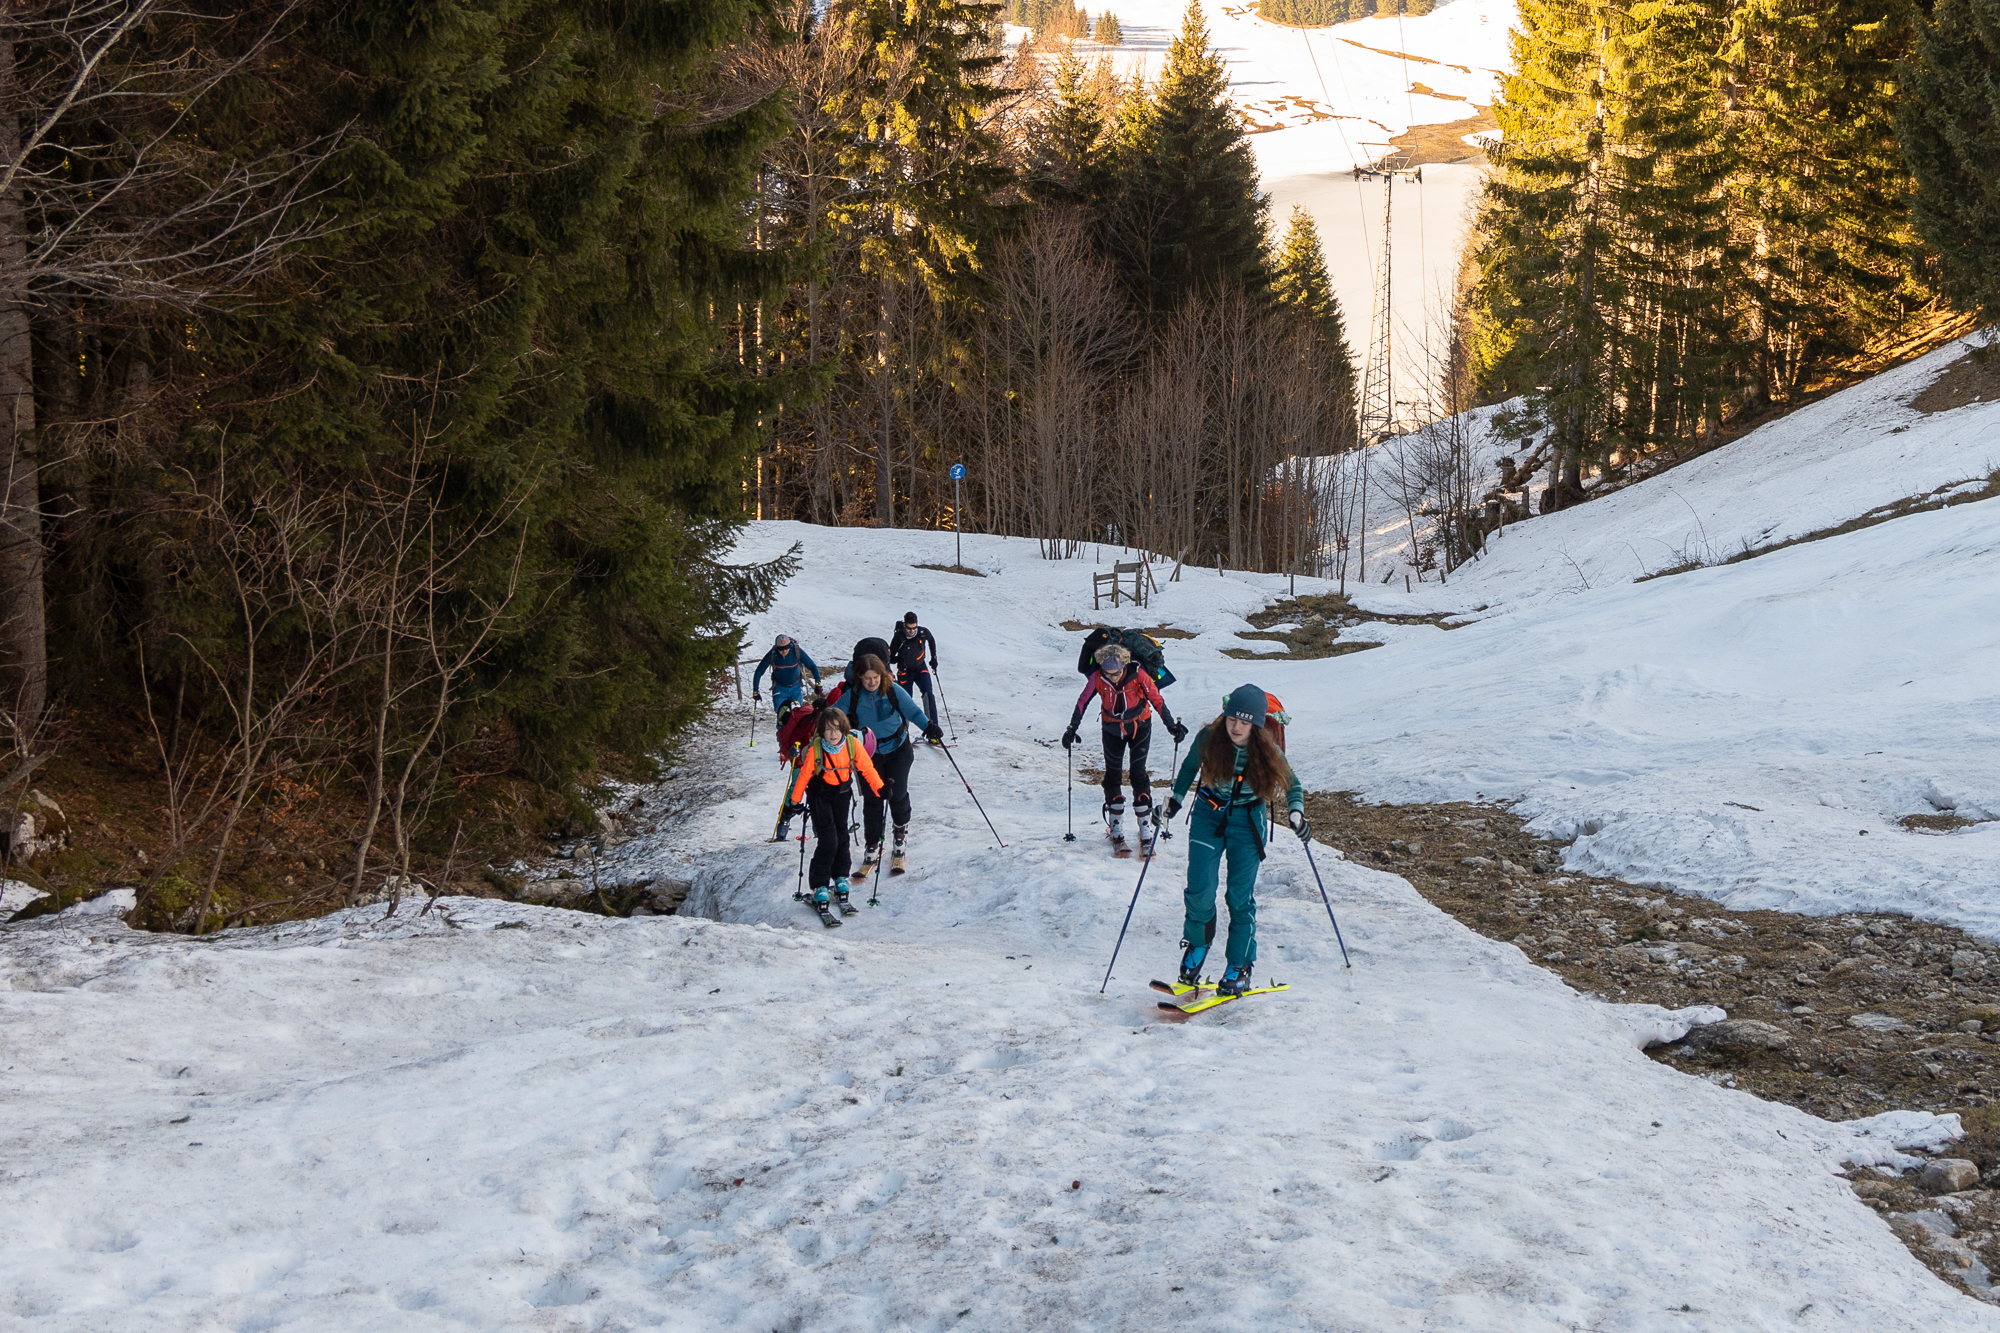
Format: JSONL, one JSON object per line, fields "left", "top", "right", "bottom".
{"left": 1195, "top": 754, "right": 1266, "bottom": 860}
{"left": 1078, "top": 670, "right": 1168, "bottom": 738}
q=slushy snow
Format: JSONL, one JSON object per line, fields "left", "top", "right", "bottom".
{"left": 6, "top": 339, "right": 2000, "bottom": 1325}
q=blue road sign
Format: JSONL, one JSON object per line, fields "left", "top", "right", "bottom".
{"left": 949, "top": 463, "right": 966, "bottom": 480}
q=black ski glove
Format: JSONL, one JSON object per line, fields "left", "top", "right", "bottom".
{"left": 1288, "top": 809, "right": 1311, "bottom": 842}
{"left": 1169, "top": 720, "right": 1188, "bottom": 744}
{"left": 1162, "top": 796, "right": 1181, "bottom": 822}
{"left": 785, "top": 802, "right": 804, "bottom": 818}
{"left": 924, "top": 722, "right": 943, "bottom": 742}
{"left": 1061, "top": 725, "right": 1079, "bottom": 750}
{"left": 753, "top": 690, "right": 762, "bottom": 702}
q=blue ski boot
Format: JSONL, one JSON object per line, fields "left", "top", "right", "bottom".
{"left": 1218, "top": 963, "right": 1254, "bottom": 998}
{"left": 1178, "top": 941, "right": 1208, "bottom": 988}
{"left": 834, "top": 877, "right": 858, "bottom": 916}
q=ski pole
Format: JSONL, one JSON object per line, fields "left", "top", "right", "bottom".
{"left": 1299, "top": 836, "right": 1352, "bottom": 968}
{"left": 1064, "top": 745, "right": 1076, "bottom": 842}
{"left": 867, "top": 813, "right": 887, "bottom": 907}
{"left": 933, "top": 666, "right": 956, "bottom": 741}
{"left": 935, "top": 741, "right": 1007, "bottom": 848}
{"left": 792, "top": 801, "right": 809, "bottom": 902}
{"left": 1098, "top": 839, "right": 1158, "bottom": 993}
{"left": 750, "top": 693, "right": 759, "bottom": 749}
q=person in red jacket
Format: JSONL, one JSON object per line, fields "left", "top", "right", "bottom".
{"left": 1062, "top": 643, "right": 1186, "bottom": 849}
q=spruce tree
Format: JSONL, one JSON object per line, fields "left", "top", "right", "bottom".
{"left": 1097, "top": 10, "right": 1124, "bottom": 42}
{"left": 1271, "top": 206, "right": 1359, "bottom": 434}
{"left": 1724, "top": 0, "right": 1918, "bottom": 403}
{"left": 1027, "top": 46, "right": 1111, "bottom": 205}
{"left": 1897, "top": 0, "right": 2000, "bottom": 319}
{"left": 1112, "top": 2, "right": 1269, "bottom": 311}
{"left": 162, "top": 0, "right": 799, "bottom": 787}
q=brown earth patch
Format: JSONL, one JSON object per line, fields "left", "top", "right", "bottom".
{"left": 1058, "top": 620, "right": 1197, "bottom": 639}
{"left": 1912, "top": 346, "right": 2000, "bottom": 415}
{"left": 1304, "top": 792, "right": 2000, "bottom": 1302}
{"left": 1389, "top": 105, "right": 1496, "bottom": 167}
{"left": 913, "top": 563, "right": 986, "bottom": 577}
{"left": 1225, "top": 592, "right": 1468, "bottom": 661}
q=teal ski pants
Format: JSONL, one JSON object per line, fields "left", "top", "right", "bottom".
{"left": 1183, "top": 799, "right": 1266, "bottom": 970}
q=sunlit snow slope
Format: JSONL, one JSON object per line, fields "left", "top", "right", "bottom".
{"left": 1298, "top": 335, "right": 2000, "bottom": 934}
{"left": 5, "top": 376, "right": 1998, "bottom": 1330}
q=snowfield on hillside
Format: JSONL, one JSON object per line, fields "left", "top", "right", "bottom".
{"left": 7, "top": 367, "right": 2000, "bottom": 1323}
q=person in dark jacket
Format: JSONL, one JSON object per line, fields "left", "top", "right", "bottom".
{"left": 887, "top": 611, "right": 940, "bottom": 729}
{"left": 753, "top": 634, "right": 821, "bottom": 717}
{"left": 844, "top": 653, "right": 941, "bottom": 875}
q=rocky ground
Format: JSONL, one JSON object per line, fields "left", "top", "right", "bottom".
{"left": 1303, "top": 791, "right": 2000, "bottom": 1304}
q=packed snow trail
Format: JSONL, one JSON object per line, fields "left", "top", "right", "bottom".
{"left": 0, "top": 881, "right": 1981, "bottom": 1330}
{"left": 6, "top": 485, "right": 1997, "bottom": 1326}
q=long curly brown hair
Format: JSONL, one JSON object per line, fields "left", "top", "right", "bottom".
{"left": 1198, "top": 716, "right": 1291, "bottom": 803}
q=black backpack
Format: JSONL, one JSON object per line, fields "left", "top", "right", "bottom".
{"left": 1076, "top": 626, "right": 1175, "bottom": 689}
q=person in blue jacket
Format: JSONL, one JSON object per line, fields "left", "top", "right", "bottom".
{"left": 753, "top": 634, "right": 821, "bottom": 717}
{"left": 1160, "top": 684, "right": 1309, "bottom": 997}
{"left": 844, "top": 652, "right": 942, "bottom": 875}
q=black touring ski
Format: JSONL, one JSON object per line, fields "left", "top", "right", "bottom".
{"left": 809, "top": 900, "right": 843, "bottom": 929}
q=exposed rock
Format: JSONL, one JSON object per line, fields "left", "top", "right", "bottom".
{"left": 1685, "top": 1019, "right": 1792, "bottom": 1053}
{"left": 1847, "top": 1012, "right": 1909, "bottom": 1032}
{"left": 1957, "top": 1006, "right": 2000, "bottom": 1034}
{"left": 1921, "top": 1159, "right": 1981, "bottom": 1195}
{"left": 1459, "top": 855, "right": 1494, "bottom": 869}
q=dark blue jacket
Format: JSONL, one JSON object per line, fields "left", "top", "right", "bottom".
{"left": 754, "top": 642, "right": 820, "bottom": 692}
{"left": 844, "top": 682, "right": 931, "bottom": 754}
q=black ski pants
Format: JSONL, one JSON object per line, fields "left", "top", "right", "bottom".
{"left": 898, "top": 665, "right": 938, "bottom": 722}
{"left": 1100, "top": 719, "right": 1154, "bottom": 808}
{"left": 862, "top": 742, "right": 916, "bottom": 848}
{"left": 806, "top": 782, "right": 853, "bottom": 888}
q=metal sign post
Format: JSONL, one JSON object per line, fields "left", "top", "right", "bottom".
{"left": 949, "top": 463, "right": 966, "bottom": 567}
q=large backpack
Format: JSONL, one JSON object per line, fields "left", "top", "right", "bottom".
{"left": 1075, "top": 626, "right": 1176, "bottom": 690}
{"left": 1263, "top": 690, "right": 1289, "bottom": 755}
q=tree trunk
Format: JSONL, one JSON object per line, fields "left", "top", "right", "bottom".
{"left": 875, "top": 274, "right": 895, "bottom": 529}
{"left": 0, "top": 34, "right": 47, "bottom": 742}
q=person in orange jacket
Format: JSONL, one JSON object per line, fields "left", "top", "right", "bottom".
{"left": 786, "top": 707, "right": 885, "bottom": 913}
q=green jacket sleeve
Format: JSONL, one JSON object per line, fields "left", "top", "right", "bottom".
{"left": 1172, "top": 727, "right": 1207, "bottom": 801}
{"left": 1283, "top": 761, "right": 1304, "bottom": 814}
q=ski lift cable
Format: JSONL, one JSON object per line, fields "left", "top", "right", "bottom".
{"left": 1395, "top": 11, "right": 1429, "bottom": 339}
{"left": 1299, "top": 27, "right": 1379, "bottom": 291}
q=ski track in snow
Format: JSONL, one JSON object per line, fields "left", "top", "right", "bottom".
{"left": 5, "top": 346, "right": 2000, "bottom": 1324}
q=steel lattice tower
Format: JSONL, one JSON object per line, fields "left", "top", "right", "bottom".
{"left": 1356, "top": 149, "right": 1421, "bottom": 446}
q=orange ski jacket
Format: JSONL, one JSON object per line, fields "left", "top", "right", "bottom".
{"left": 789, "top": 734, "right": 885, "bottom": 803}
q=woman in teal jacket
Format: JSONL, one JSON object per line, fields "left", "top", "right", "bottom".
{"left": 1161, "top": 684, "right": 1310, "bottom": 996}
{"left": 843, "top": 654, "right": 942, "bottom": 874}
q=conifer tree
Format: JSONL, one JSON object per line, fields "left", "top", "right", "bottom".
{"left": 1111, "top": 2, "right": 1268, "bottom": 311}
{"left": 1897, "top": 0, "right": 2000, "bottom": 319}
{"left": 1724, "top": 0, "right": 1918, "bottom": 403}
{"left": 1096, "top": 10, "right": 1124, "bottom": 42}
{"left": 166, "top": 0, "right": 799, "bottom": 785}
{"left": 1271, "top": 206, "right": 1359, "bottom": 436}
{"left": 1477, "top": 0, "right": 1619, "bottom": 504}
{"left": 842, "top": 0, "right": 1013, "bottom": 524}
{"left": 1027, "top": 46, "right": 1110, "bottom": 205}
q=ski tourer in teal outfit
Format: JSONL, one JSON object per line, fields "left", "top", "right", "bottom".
{"left": 1161, "top": 684, "right": 1310, "bottom": 997}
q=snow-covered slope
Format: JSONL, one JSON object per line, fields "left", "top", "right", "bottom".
{"left": 4, "top": 464, "right": 1997, "bottom": 1325}
{"left": 1357, "top": 337, "right": 2000, "bottom": 601}
{"left": 1291, "top": 337, "right": 2000, "bottom": 932}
